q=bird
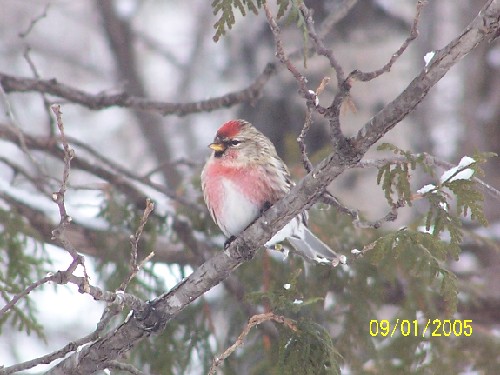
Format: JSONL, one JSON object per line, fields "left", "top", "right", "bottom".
{"left": 201, "top": 119, "right": 339, "bottom": 265}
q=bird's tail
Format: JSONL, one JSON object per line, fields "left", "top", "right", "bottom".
{"left": 286, "top": 227, "right": 340, "bottom": 266}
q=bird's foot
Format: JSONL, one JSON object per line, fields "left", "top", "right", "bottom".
{"left": 224, "top": 236, "right": 254, "bottom": 261}
{"left": 260, "top": 201, "right": 272, "bottom": 214}
{"left": 224, "top": 236, "right": 236, "bottom": 249}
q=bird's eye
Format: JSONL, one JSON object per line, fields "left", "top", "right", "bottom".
{"left": 230, "top": 140, "right": 241, "bottom": 146}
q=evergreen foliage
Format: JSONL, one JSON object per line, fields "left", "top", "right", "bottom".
{"left": 0, "top": 208, "right": 48, "bottom": 338}
{"left": 212, "top": 0, "right": 307, "bottom": 48}
{"left": 212, "top": 0, "right": 264, "bottom": 42}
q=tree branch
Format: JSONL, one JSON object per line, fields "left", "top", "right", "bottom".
{"left": 347, "top": 0, "right": 426, "bottom": 82}
{"left": 1, "top": 302, "right": 122, "bottom": 375}
{"left": 208, "top": 312, "right": 297, "bottom": 375}
{"left": 354, "top": 0, "right": 500, "bottom": 150}
{"left": 262, "top": 1, "right": 316, "bottom": 104}
{"left": 0, "top": 122, "right": 199, "bottom": 209}
{"left": 119, "top": 199, "right": 156, "bottom": 291}
{"left": 0, "top": 63, "right": 276, "bottom": 116}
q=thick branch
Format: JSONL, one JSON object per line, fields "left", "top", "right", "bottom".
{"left": 0, "top": 63, "right": 276, "bottom": 116}
{"left": 0, "top": 122, "right": 197, "bottom": 209}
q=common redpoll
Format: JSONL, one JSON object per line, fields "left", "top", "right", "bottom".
{"left": 201, "top": 119, "right": 339, "bottom": 264}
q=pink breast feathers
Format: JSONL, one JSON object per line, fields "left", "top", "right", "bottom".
{"left": 205, "top": 162, "right": 271, "bottom": 211}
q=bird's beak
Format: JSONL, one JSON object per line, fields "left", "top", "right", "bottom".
{"left": 209, "top": 142, "right": 226, "bottom": 152}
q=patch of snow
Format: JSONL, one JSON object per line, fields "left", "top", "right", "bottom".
{"left": 314, "top": 255, "right": 332, "bottom": 264}
{"left": 417, "top": 225, "right": 433, "bottom": 234}
{"left": 282, "top": 248, "right": 290, "bottom": 259}
{"left": 440, "top": 156, "right": 476, "bottom": 184}
{"left": 424, "top": 51, "right": 436, "bottom": 66}
{"left": 457, "top": 156, "right": 476, "bottom": 169}
{"left": 450, "top": 168, "right": 474, "bottom": 182}
{"left": 308, "top": 90, "right": 319, "bottom": 106}
{"left": 417, "top": 184, "right": 436, "bottom": 195}
{"left": 451, "top": 252, "right": 479, "bottom": 273}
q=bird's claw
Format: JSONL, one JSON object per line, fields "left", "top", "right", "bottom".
{"left": 260, "top": 201, "right": 272, "bottom": 214}
{"left": 224, "top": 236, "right": 236, "bottom": 249}
{"left": 224, "top": 236, "right": 254, "bottom": 261}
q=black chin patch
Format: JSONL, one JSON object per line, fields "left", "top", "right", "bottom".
{"left": 214, "top": 150, "right": 224, "bottom": 158}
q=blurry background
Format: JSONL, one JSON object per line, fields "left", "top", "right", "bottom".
{"left": 0, "top": 0, "right": 499, "bottom": 373}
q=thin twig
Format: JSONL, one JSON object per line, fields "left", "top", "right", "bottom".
{"left": 119, "top": 199, "right": 156, "bottom": 291}
{"left": 319, "top": 191, "right": 358, "bottom": 219}
{"left": 298, "top": 77, "right": 332, "bottom": 173}
{"left": 50, "top": 105, "right": 73, "bottom": 221}
{"left": 23, "top": 46, "right": 56, "bottom": 135}
{"left": 48, "top": 105, "right": 91, "bottom": 296}
{"left": 0, "top": 85, "right": 49, "bottom": 176}
{"left": 319, "top": 0, "right": 359, "bottom": 38}
{"left": 348, "top": 0, "right": 427, "bottom": 82}
{"left": 262, "top": 0, "right": 336, "bottom": 166}
{"left": 18, "top": 3, "right": 50, "bottom": 38}
{"left": 354, "top": 199, "right": 407, "bottom": 229}
{"left": 262, "top": 1, "right": 316, "bottom": 104}
{"left": 0, "top": 272, "right": 54, "bottom": 318}
{"left": 0, "top": 248, "right": 87, "bottom": 318}
{"left": 1, "top": 302, "right": 121, "bottom": 375}
{"left": 50, "top": 105, "right": 78, "bottom": 255}
{"left": 298, "top": 3, "right": 345, "bottom": 87}
{"left": 298, "top": 107, "right": 314, "bottom": 173}
{"left": 295, "top": 2, "right": 351, "bottom": 146}
{"left": 208, "top": 312, "right": 297, "bottom": 375}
